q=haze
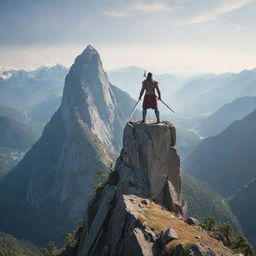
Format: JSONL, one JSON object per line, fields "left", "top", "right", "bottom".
{"left": 1, "top": 0, "right": 256, "bottom": 74}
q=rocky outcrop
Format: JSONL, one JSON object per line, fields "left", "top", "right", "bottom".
{"left": 118, "top": 121, "right": 184, "bottom": 215}
{"left": 66, "top": 121, "right": 240, "bottom": 256}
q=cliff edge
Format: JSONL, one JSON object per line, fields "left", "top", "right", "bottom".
{"left": 65, "top": 121, "right": 239, "bottom": 256}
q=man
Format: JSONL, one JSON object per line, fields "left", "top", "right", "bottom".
{"left": 139, "top": 72, "right": 161, "bottom": 123}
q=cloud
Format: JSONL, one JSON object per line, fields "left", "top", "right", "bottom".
{"left": 186, "top": 0, "right": 255, "bottom": 24}
{"left": 130, "top": 2, "right": 172, "bottom": 13}
{"left": 229, "top": 23, "right": 243, "bottom": 31}
{"left": 104, "top": 2, "right": 172, "bottom": 18}
{"left": 104, "top": 11, "right": 128, "bottom": 17}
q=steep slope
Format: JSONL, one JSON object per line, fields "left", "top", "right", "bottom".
{"left": 229, "top": 179, "right": 256, "bottom": 246}
{"left": 62, "top": 121, "right": 238, "bottom": 256}
{"left": 182, "top": 173, "right": 241, "bottom": 234}
{"left": 198, "top": 96, "right": 256, "bottom": 137}
{"left": 0, "top": 45, "right": 136, "bottom": 246}
{"left": 183, "top": 108, "right": 256, "bottom": 197}
{"left": 0, "top": 232, "right": 42, "bottom": 256}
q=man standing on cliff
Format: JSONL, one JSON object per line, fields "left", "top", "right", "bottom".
{"left": 139, "top": 72, "right": 161, "bottom": 123}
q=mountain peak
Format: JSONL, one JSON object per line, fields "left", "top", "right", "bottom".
{"left": 70, "top": 45, "right": 103, "bottom": 75}
{"left": 77, "top": 45, "right": 100, "bottom": 62}
{"left": 81, "top": 45, "right": 98, "bottom": 55}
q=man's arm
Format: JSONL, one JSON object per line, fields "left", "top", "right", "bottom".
{"left": 156, "top": 83, "right": 161, "bottom": 100}
{"left": 139, "top": 83, "right": 145, "bottom": 100}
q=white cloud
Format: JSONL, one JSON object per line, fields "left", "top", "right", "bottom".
{"left": 104, "top": 2, "right": 172, "bottom": 18}
{"left": 130, "top": 2, "right": 172, "bottom": 13}
{"left": 104, "top": 11, "right": 128, "bottom": 17}
{"left": 186, "top": 0, "right": 255, "bottom": 24}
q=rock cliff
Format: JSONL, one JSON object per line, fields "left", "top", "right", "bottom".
{"left": 0, "top": 45, "right": 138, "bottom": 246}
{"left": 66, "top": 121, "right": 238, "bottom": 256}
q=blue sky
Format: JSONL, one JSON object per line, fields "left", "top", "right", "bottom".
{"left": 1, "top": 0, "right": 256, "bottom": 74}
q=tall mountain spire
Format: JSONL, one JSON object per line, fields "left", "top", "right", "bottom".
{"left": 0, "top": 45, "right": 137, "bottom": 246}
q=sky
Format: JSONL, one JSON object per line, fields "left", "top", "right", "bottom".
{"left": 1, "top": 0, "right": 256, "bottom": 75}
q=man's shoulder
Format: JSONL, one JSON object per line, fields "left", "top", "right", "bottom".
{"left": 153, "top": 80, "right": 159, "bottom": 85}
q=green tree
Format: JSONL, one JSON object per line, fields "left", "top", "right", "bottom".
{"left": 65, "top": 232, "right": 77, "bottom": 247}
{"left": 201, "top": 216, "right": 217, "bottom": 231}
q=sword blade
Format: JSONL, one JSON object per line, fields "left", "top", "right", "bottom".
{"left": 129, "top": 99, "right": 140, "bottom": 119}
{"left": 160, "top": 99, "right": 175, "bottom": 113}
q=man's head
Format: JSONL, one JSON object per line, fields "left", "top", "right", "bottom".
{"left": 147, "top": 72, "right": 153, "bottom": 80}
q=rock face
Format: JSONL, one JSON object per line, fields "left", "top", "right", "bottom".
{"left": 69, "top": 122, "right": 184, "bottom": 256}
{"left": 0, "top": 45, "right": 138, "bottom": 245}
{"left": 67, "top": 121, "right": 239, "bottom": 256}
{"left": 119, "top": 121, "right": 183, "bottom": 215}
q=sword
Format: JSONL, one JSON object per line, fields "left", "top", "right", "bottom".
{"left": 129, "top": 99, "right": 141, "bottom": 119}
{"left": 160, "top": 99, "right": 175, "bottom": 113}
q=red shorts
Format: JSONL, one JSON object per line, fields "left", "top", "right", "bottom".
{"left": 143, "top": 94, "right": 158, "bottom": 109}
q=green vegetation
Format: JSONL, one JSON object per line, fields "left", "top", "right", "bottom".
{"left": 87, "top": 168, "right": 118, "bottom": 231}
{"left": 39, "top": 230, "right": 79, "bottom": 256}
{"left": 182, "top": 172, "right": 242, "bottom": 234}
{"left": 201, "top": 216, "right": 254, "bottom": 256}
{"left": 0, "top": 232, "right": 42, "bottom": 256}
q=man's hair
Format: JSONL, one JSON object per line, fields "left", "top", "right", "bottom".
{"left": 147, "top": 72, "right": 153, "bottom": 80}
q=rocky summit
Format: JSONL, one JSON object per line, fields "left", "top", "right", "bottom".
{"left": 62, "top": 121, "right": 239, "bottom": 256}
{"left": 0, "top": 45, "right": 137, "bottom": 246}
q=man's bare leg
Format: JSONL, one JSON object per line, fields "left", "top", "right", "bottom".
{"left": 155, "top": 108, "right": 160, "bottom": 123}
{"left": 142, "top": 108, "right": 147, "bottom": 123}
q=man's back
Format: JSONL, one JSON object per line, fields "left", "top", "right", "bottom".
{"left": 142, "top": 79, "right": 158, "bottom": 95}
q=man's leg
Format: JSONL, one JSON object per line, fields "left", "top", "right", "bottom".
{"left": 142, "top": 108, "right": 147, "bottom": 122}
{"left": 155, "top": 107, "right": 160, "bottom": 123}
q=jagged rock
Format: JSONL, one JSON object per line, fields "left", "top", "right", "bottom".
{"left": 68, "top": 122, "right": 239, "bottom": 256}
{"left": 159, "top": 228, "right": 178, "bottom": 245}
{"left": 123, "top": 227, "right": 154, "bottom": 256}
{"left": 120, "top": 121, "right": 184, "bottom": 214}
{"left": 185, "top": 217, "right": 200, "bottom": 226}
{"left": 169, "top": 244, "right": 186, "bottom": 256}
{"left": 207, "top": 231, "right": 228, "bottom": 246}
{"left": 165, "top": 179, "right": 184, "bottom": 216}
{"left": 187, "top": 244, "right": 216, "bottom": 255}
{"left": 74, "top": 122, "right": 185, "bottom": 255}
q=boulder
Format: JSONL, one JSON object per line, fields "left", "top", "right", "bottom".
{"left": 185, "top": 217, "right": 200, "bottom": 226}
{"left": 159, "top": 228, "right": 179, "bottom": 245}
{"left": 207, "top": 231, "right": 228, "bottom": 246}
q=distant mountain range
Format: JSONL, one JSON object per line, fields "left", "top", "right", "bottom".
{"left": 184, "top": 108, "right": 256, "bottom": 197}
{"left": 0, "top": 64, "right": 67, "bottom": 111}
{"left": 0, "top": 105, "right": 40, "bottom": 178}
{"left": 0, "top": 116, "right": 38, "bottom": 148}
{"left": 174, "top": 69, "right": 256, "bottom": 115}
{"left": 109, "top": 66, "right": 184, "bottom": 100}
{"left": 27, "top": 95, "right": 61, "bottom": 124}
{"left": 197, "top": 96, "right": 256, "bottom": 137}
